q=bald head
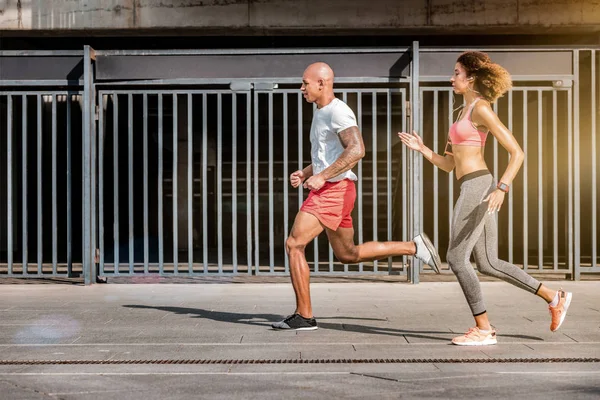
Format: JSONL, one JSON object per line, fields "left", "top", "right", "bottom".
{"left": 301, "top": 62, "right": 336, "bottom": 107}
{"left": 303, "top": 62, "right": 335, "bottom": 84}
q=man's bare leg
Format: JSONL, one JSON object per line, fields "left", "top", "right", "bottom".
{"left": 286, "top": 211, "right": 324, "bottom": 318}
{"left": 326, "top": 227, "right": 416, "bottom": 264}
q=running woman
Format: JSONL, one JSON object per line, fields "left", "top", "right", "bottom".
{"left": 398, "top": 51, "right": 572, "bottom": 346}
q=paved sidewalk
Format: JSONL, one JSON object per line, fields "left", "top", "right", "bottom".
{"left": 0, "top": 281, "right": 598, "bottom": 399}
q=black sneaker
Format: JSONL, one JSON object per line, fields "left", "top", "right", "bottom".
{"left": 271, "top": 314, "right": 318, "bottom": 331}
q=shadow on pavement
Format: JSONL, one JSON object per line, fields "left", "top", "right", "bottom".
{"left": 124, "top": 305, "right": 544, "bottom": 342}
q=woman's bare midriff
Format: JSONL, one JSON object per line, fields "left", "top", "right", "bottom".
{"left": 451, "top": 145, "right": 488, "bottom": 180}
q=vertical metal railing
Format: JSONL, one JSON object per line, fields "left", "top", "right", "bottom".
{"left": 2, "top": 46, "right": 599, "bottom": 281}
{"left": 1, "top": 91, "right": 81, "bottom": 277}
{"left": 97, "top": 89, "right": 252, "bottom": 276}
{"left": 420, "top": 85, "right": 574, "bottom": 273}
{"left": 576, "top": 49, "right": 600, "bottom": 275}
{"left": 129, "top": 94, "right": 135, "bottom": 273}
{"left": 590, "top": 49, "right": 599, "bottom": 273}
{"left": 37, "top": 95, "right": 43, "bottom": 274}
{"left": 410, "top": 41, "right": 422, "bottom": 283}
{"left": 6, "top": 95, "right": 13, "bottom": 274}
{"left": 573, "top": 50, "right": 581, "bottom": 280}
{"left": 253, "top": 87, "right": 409, "bottom": 275}
{"left": 553, "top": 90, "right": 559, "bottom": 271}
{"left": 83, "top": 45, "right": 96, "bottom": 284}
{"left": 537, "top": 90, "right": 543, "bottom": 271}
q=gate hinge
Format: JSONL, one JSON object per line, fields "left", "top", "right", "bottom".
{"left": 405, "top": 101, "right": 411, "bottom": 117}
{"left": 94, "top": 248, "right": 100, "bottom": 263}
{"left": 254, "top": 82, "right": 278, "bottom": 91}
{"left": 230, "top": 81, "right": 253, "bottom": 92}
{"left": 94, "top": 105, "right": 99, "bottom": 121}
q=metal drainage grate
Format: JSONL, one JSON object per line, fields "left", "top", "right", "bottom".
{"left": 0, "top": 358, "right": 598, "bottom": 365}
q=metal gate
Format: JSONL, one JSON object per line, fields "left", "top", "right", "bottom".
{"left": 91, "top": 47, "right": 416, "bottom": 279}
{"left": 1, "top": 45, "right": 598, "bottom": 282}
{"left": 412, "top": 47, "right": 598, "bottom": 283}
{"left": 0, "top": 91, "right": 82, "bottom": 277}
{"left": 0, "top": 48, "right": 96, "bottom": 282}
{"left": 95, "top": 83, "right": 414, "bottom": 278}
{"left": 97, "top": 89, "right": 254, "bottom": 276}
{"left": 419, "top": 86, "right": 574, "bottom": 274}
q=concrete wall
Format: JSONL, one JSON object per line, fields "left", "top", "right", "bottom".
{"left": 1, "top": 0, "right": 599, "bottom": 34}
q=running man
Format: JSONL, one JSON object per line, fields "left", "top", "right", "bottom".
{"left": 272, "top": 62, "right": 441, "bottom": 331}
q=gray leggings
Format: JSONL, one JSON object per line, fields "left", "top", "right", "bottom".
{"left": 447, "top": 170, "right": 542, "bottom": 316}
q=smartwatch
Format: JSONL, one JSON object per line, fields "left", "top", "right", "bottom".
{"left": 497, "top": 182, "right": 510, "bottom": 193}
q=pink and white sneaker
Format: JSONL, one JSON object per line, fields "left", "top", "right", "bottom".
{"left": 452, "top": 327, "right": 497, "bottom": 346}
{"left": 549, "top": 289, "right": 572, "bottom": 332}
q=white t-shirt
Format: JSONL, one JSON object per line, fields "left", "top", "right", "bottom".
{"left": 310, "top": 98, "right": 359, "bottom": 182}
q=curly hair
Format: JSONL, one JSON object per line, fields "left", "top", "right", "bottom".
{"left": 457, "top": 51, "right": 512, "bottom": 103}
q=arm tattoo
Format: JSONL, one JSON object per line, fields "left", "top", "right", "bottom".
{"left": 318, "top": 126, "right": 365, "bottom": 181}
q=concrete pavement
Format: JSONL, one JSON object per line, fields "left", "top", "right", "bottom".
{"left": 0, "top": 281, "right": 599, "bottom": 399}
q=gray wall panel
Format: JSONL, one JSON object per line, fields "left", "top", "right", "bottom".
{"left": 420, "top": 51, "right": 573, "bottom": 78}
{"left": 96, "top": 53, "right": 411, "bottom": 81}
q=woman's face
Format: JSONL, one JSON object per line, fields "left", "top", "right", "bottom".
{"left": 450, "top": 62, "right": 471, "bottom": 94}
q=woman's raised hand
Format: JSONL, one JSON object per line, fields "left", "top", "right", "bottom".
{"left": 397, "top": 131, "right": 424, "bottom": 152}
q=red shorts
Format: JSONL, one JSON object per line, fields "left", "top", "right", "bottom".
{"left": 300, "top": 179, "right": 356, "bottom": 231}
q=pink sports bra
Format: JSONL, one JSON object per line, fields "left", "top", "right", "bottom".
{"left": 445, "top": 98, "right": 488, "bottom": 155}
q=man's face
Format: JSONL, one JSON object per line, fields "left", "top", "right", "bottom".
{"left": 300, "top": 73, "right": 322, "bottom": 103}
